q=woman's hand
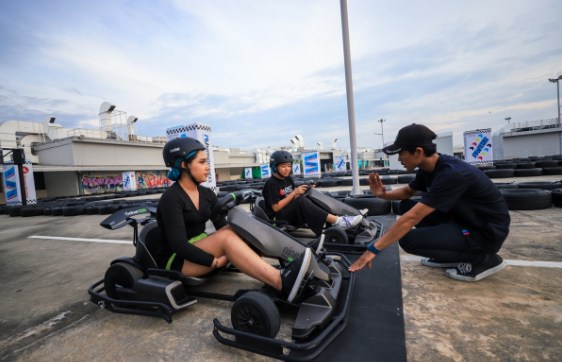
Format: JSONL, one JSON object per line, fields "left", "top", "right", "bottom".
{"left": 369, "top": 173, "right": 386, "bottom": 198}
{"left": 212, "top": 255, "right": 229, "bottom": 269}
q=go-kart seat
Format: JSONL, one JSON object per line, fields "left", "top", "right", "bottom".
{"left": 252, "top": 197, "right": 271, "bottom": 222}
{"left": 138, "top": 221, "right": 209, "bottom": 286}
{"left": 252, "top": 197, "right": 304, "bottom": 233}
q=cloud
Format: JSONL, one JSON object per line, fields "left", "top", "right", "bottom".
{"left": 0, "top": 0, "right": 561, "bottom": 152}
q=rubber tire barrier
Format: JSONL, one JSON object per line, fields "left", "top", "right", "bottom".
{"left": 515, "top": 162, "right": 535, "bottom": 169}
{"left": 500, "top": 189, "right": 552, "bottom": 210}
{"left": 63, "top": 205, "right": 86, "bottom": 216}
{"left": 552, "top": 189, "right": 562, "bottom": 207}
{"left": 20, "top": 206, "right": 45, "bottom": 217}
{"left": 397, "top": 175, "right": 416, "bottom": 184}
{"left": 343, "top": 196, "right": 391, "bottom": 216}
{"left": 516, "top": 181, "right": 562, "bottom": 190}
{"left": 495, "top": 182, "right": 518, "bottom": 189}
{"left": 542, "top": 167, "right": 562, "bottom": 175}
{"left": 514, "top": 168, "right": 543, "bottom": 177}
{"left": 484, "top": 169, "right": 515, "bottom": 178}
{"left": 535, "top": 160, "right": 559, "bottom": 168}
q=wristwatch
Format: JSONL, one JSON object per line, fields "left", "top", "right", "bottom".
{"left": 367, "top": 242, "right": 381, "bottom": 255}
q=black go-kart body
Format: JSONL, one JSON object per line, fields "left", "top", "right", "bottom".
{"left": 88, "top": 191, "right": 356, "bottom": 361}
{"left": 252, "top": 188, "right": 385, "bottom": 253}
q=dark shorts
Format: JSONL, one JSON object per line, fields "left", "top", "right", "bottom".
{"left": 161, "top": 233, "right": 208, "bottom": 271}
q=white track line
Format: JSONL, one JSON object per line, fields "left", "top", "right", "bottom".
{"left": 401, "top": 254, "right": 562, "bottom": 269}
{"left": 28, "top": 235, "right": 131, "bottom": 245}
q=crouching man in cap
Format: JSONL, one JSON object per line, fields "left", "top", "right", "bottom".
{"left": 349, "top": 124, "right": 510, "bottom": 281}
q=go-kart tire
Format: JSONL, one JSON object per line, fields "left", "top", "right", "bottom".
{"left": 104, "top": 262, "right": 144, "bottom": 300}
{"left": 552, "top": 189, "right": 562, "bottom": 207}
{"left": 500, "top": 189, "right": 552, "bottom": 210}
{"left": 484, "top": 169, "right": 514, "bottom": 178}
{"left": 231, "top": 291, "right": 280, "bottom": 338}
{"left": 324, "top": 226, "right": 349, "bottom": 244}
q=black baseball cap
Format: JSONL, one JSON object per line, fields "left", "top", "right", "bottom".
{"left": 382, "top": 123, "right": 437, "bottom": 155}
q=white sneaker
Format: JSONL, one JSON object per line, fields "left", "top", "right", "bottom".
{"left": 335, "top": 215, "right": 363, "bottom": 230}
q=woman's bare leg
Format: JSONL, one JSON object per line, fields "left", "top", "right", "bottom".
{"left": 180, "top": 226, "right": 282, "bottom": 290}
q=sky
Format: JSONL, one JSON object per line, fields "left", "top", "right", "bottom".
{"left": 1, "top": 0, "right": 561, "bottom": 152}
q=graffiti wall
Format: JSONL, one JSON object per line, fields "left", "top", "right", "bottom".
{"left": 81, "top": 171, "right": 169, "bottom": 195}
{"left": 135, "top": 171, "right": 169, "bottom": 189}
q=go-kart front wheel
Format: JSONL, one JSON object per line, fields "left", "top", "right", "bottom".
{"left": 231, "top": 291, "right": 280, "bottom": 338}
{"left": 324, "top": 226, "right": 349, "bottom": 244}
{"left": 104, "top": 262, "right": 144, "bottom": 300}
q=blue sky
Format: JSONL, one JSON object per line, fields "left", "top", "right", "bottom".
{"left": 1, "top": 0, "right": 561, "bottom": 151}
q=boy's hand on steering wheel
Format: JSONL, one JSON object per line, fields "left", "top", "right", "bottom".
{"left": 296, "top": 185, "right": 308, "bottom": 195}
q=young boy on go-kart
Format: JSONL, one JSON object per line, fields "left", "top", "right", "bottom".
{"left": 262, "top": 150, "right": 363, "bottom": 237}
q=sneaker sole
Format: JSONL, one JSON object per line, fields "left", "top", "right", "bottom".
{"left": 420, "top": 258, "right": 460, "bottom": 268}
{"left": 445, "top": 260, "right": 507, "bottom": 282}
{"left": 287, "top": 248, "right": 312, "bottom": 303}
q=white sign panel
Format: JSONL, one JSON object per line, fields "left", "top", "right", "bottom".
{"left": 303, "top": 152, "right": 321, "bottom": 178}
{"left": 463, "top": 129, "right": 493, "bottom": 165}
{"left": 166, "top": 123, "right": 217, "bottom": 190}
{"left": 334, "top": 155, "right": 346, "bottom": 173}
{"left": 2, "top": 162, "right": 37, "bottom": 205}
{"left": 292, "top": 162, "right": 302, "bottom": 176}
{"left": 122, "top": 171, "right": 137, "bottom": 191}
{"left": 244, "top": 168, "right": 253, "bottom": 179}
{"left": 260, "top": 164, "right": 271, "bottom": 179}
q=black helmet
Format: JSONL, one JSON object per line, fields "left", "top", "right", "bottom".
{"left": 162, "top": 137, "right": 205, "bottom": 167}
{"left": 270, "top": 150, "right": 293, "bottom": 172}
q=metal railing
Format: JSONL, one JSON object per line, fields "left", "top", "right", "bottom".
{"left": 508, "top": 117, "right": 560, "bottom": 133}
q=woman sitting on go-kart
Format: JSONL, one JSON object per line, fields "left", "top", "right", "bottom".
{"left": 154, "top": 137, "right": 312, "bottom": 303}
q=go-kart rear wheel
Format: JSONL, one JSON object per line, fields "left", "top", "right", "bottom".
{"left": 104, "top": 262, "right": 144, "bottom": 300}
{"left": 324, "top": 226, "right": 349, "bottom": 244}
{"left": 231, "top": 291, "right": 280, "bottom": 338}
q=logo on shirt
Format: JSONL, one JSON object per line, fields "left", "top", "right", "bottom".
{"left": 279, "top": 186, "right": 293, "bottom": 197}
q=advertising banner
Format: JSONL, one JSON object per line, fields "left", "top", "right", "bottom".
{"left": 334, "top": 155, "right": 346, "bottom": 173}
{"left": 260, "top": 164, "right": 271, "bottom": 179}
{"left": 463, "top": 129, "right": 493, "bottom": 165}
{"left": 303, "top": 152, "right": 321, "bottom": 178}
{"left": 166, "top": 123, "right": 217, "bottom": 190}
{"left": 2, "top": 162, "right": 37, "bottom": 205}
{"left": 244, "top": 167, "right": 253, "bottom": 179}
{"left": 292, "top": 161, "right": 302, "bottom": 176}
{"left": 122, "top": 171, "right": 137, "bottom": 191}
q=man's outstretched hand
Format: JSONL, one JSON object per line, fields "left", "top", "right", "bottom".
{"left": 348, "top": 250, "right": 376, "bottom": 272}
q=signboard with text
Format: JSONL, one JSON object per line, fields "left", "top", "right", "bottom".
{"left": 463, "top": 128, "right": 493, "bottom": 165}
{"left": 166, "top": 123, "right": 217, "bottom": 190}
{"left": 303, "top": 152, "right": 321, "bottom": 178}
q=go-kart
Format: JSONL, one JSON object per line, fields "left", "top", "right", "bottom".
{"left": 88, "top": 190, "right": 356, "bottom": 361}
{"left": 252, "top": 187, "right": 385, "bottom": 253}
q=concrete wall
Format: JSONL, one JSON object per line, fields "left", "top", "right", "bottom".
{"left": 502, "top": 131, "right": 562, "bottom": 159}
{"left": 44, "top": 172, "right": 80, "bottom": 197}
{"left": 36, "top": 138, "right": 163, "bottom": 167}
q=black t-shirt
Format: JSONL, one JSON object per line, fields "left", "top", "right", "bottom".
{"left": 410, "top": 154, "right": 510, "bottom": 252}
{"left": 262, "top": 175, "right": 295, "bottom": 218}
{"left": 155, "top": 182, "right": 227, "bottom": 267}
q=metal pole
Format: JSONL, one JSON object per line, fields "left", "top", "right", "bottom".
{"left": 378, "top": 118, "right": 385, "bottom": 147}
{"left": 549, "top": 76, "right": 562, "bottom": 127}
{"left": 339, "top": 0, "right": 361, "bottom": 195}
{"left": 556, "top": 77, "right": 560, "bottom": 127}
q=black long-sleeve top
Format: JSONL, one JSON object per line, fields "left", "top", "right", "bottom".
{"left": 155, "top": 182, "right": 227, "bottom": 267}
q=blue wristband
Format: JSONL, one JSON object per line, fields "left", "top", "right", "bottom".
{"left": 367, "top": 242, "right": 381, "bottom": 255}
